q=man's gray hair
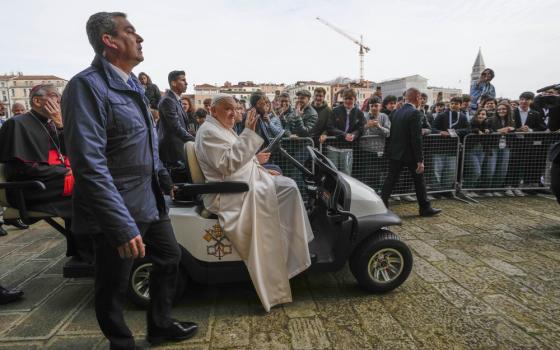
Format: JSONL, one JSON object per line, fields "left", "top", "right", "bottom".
{"left": 211, "top": 94, "right": 235, "bottom": 107}
{"left": 29, "top": 84, "right": 58, "bottom": 104}
{"left": 86, "top": 12, "right": 127, "bottom": 55}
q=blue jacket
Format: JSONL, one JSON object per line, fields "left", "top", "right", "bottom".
{"left": 61, "top": 55, "right": 168, "bottom": 247}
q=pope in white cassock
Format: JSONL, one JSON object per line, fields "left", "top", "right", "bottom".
{"left": 194, "top": 94, "right": 313, "bottom": 311}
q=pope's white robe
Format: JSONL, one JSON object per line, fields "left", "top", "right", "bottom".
{"left": 194, "top": 115, "right": 313, "bottom": 311}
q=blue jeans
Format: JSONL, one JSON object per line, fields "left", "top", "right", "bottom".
{"left": 432, "top": 154, "right": 457, "bottom": 191}
{"left": 482, "top": 148, "right": 510, "bottom": 189}
{"left": 463, "top": 144, "right": 485, "bottom": 189}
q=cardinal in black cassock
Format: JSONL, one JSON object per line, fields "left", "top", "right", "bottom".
{"left": 0, "top": 110, "right": 74, "bottom": 217}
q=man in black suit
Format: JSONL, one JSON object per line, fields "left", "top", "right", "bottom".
{"left": 158, "top": 70, "right": 195, "bottom": 174}
{"left": 381, "top": 88, "right": 441, "bottom": 217}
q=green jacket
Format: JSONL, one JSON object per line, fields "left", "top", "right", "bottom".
{"left": 285, "top": 104, "right": 318, "bottom": 137}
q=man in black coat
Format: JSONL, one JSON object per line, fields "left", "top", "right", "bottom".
{"left": 158, "top": 70, "right": 195, "bottom": 172}
{"left": 381, "top": 88, "right": 441, "bottom": 217}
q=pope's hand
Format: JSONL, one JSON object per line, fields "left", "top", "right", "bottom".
{"left": 256, "top": 151, "right": 271, "bottom": 164}
{"left": 268, "top": 169, "right": 281, "bottom": 176}
{"left": 245, "top": 108, "right": 259, "bottom": 131}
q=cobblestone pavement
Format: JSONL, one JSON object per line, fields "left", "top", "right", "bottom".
{"left": 1, "top": 196, "right": 559, "bottom": 349}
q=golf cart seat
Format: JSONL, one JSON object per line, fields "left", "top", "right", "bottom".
{"left": 172, "top": 142, "right": 249, "bottom": 217}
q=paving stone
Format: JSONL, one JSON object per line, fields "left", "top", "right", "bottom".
{"left": 0, "top": 259, "right": 50, "bottom": 287}
{"left": 43, "top": 256, "right": 68, "bottom": 275}
{"left": 250, "top": 331, "right": 290, "bottom": 350}
{"left": 483, "top": 294, "right": 559, "bottom": 334}
{"left": 406, "top": 240, "right": 446, "bottom": 262}
{"left": 0, "top": 244, "right": 22, "bottom": 259}
{"left": 0, "top": 314, "right": 24, "bottom": 336}
{"left": 35, "top": 239, "right": 66, "bottom": 260}
{"left": 0, "top": 254, "right": 31, "bottom": 278}
{"left": 431, "top": 281, "right": 495, "bottom": 316}
{"left": 17, "top": 238, "right": 60, "bottom": 255}
{"left": 5, "top": 284, "right": 91, "bottom": 339}
{"left": 441, "top": 248, "right": 482, "bottom": 267}
{"left": 288, "top": 316, "right": 330, "bottom": 350}
{"left": 481, "top": 257, "right": 527, "bottom": 276}
{"left": 433, "top": 223, "right": 472, "bottom": 237}
{"left": 0, "top": 342, "right": 41, "bottom": 349}
{"left": 1, "top": 275, "right": 65, "bottom": 312}
{"left": 46, "top": 335, "right": 100, "bottom": 349}
{"left": 210, "top": 290, "right": 251, "bottom": 349}
{"left": 61, "top": 295, "right": 99, "bottom": 335}
{"left": 412, "top": 258, "right": 451, "bottom": 283}
{"left": 353, "top": 299, "right": 407, "bottom": 339}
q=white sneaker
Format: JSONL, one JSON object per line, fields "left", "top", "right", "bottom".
{"left": 483, "top": 192, "right": 494, "bottom": 197}
{"left": 393, "top": 196, "right": 401, "bottom": 201}
{"left": 504, "top": 189, "right": 515, "bottom": 197}
{"left": 427, "top": 195, "right": 436, "bottom": 200}
{"left": 513, "top": 189, "right": 526, "bottom": 197}
{"left": 469, "top": 192, "right": 481, "bottom": 198}
{"left": 493, "top": 192, "right": 504, "bottom": 197}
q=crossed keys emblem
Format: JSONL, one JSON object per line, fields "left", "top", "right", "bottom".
{"left": 203, "top": 224, "right": 233, "bottom": 260}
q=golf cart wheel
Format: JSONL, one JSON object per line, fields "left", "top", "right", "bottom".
{"left": 127, "top": 258, "right": 187, "bottom": 308}
{"left": 349, "top": 231, "right": 413, "bottom": 293}
{"left": 128, "top": 258, "right": 153, "bottom": 308}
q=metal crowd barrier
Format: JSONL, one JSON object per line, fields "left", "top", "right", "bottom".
{"left": 269, "top": 132, "right": 556, "bottom": 201}
{"left": 460, "top": 131, "right": 560, "bottom": 193}
{"left": 318, "top": 135, "right": 460, "bottom": 197}
{"left": 271, "top": 137, "right": 315, "bottom": 197}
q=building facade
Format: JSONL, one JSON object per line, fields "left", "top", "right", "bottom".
{"left": 426, "top": 86, "right": 463, "bottom": 106}
{"left": 0, "top": 73, "right": 67, "bottom": 118}
{"left": 378, "top": 75, "right": 428, "bottom": 100}
{"left": 284, "top": 81, "right": 332, "bottom": 106}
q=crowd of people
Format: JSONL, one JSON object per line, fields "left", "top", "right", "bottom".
{"left": 1, "top": 9, "right": 560, "bottom": 349}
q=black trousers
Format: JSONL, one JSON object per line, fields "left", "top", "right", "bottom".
{"left": 381, "top": 158, "right": 430, "bottom": 210}
{"left": 92, "top": 215, "right": 181, "bottom": 350}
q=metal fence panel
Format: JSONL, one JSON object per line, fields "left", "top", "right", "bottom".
{"left": 272, "top": 137, "right": 315, "bottom": 197}
{"left": 460, "top": 132, "right": 560, "bottom": 192}
{"left": 319, "top": 135, "right": 460, "bottom": 197}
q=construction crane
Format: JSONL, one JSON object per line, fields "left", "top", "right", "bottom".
{"left": 316, "top": 17, "right": 370, "bottom": 83}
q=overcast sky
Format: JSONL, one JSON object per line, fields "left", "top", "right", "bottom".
{"left": 1, "top": 0, "right": 559, "bottom": 98}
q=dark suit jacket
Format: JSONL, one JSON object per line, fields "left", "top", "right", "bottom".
{"left": 513, "top": 108, "right": 546, "bottom": 131}
{"left": 327, "top": 105, "right": 365, "bottom": 139}
{"left": 157, "top": 91, "right": 194, "bottom": 164}
{"left": 431, "top": 111, "right": 470, "bottom": 138}
{"left": 387, "top": 103, "right": 423, "bottom": 162}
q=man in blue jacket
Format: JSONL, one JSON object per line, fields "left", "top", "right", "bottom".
{"left": 61, "top": 12, "right": 197, "bottom": 349}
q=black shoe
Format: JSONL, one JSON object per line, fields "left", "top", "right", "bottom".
{"left": 0, "top": 226, "right": 7, "bottom": 237}
{"left": 0, "top": 286, "right": 24, "bottom": 304}
{"left": 419, "top": 207, "right": 442, "bottom": 217}
{"left": 147, "top": 320, "right": 198, "bottom": 345}
{"left": 4, "top": 219, "right": 29, "bottom": 230}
